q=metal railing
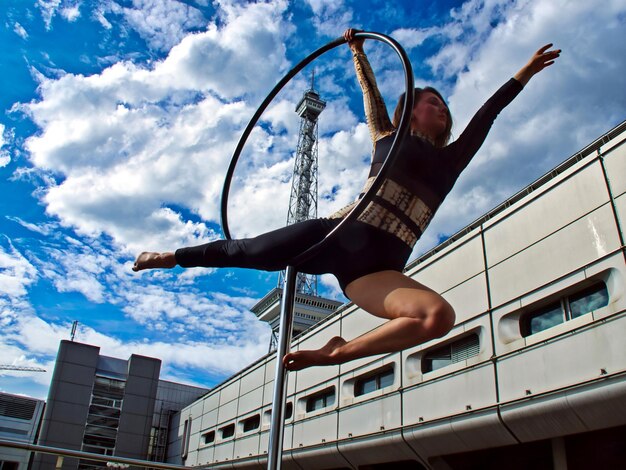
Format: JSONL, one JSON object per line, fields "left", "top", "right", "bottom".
{"left": 0, "top": 439, "right": 190, "bottom": 470}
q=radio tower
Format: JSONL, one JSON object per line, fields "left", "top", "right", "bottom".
{"left": 278, "top": 71, "right": 325, "bottom": 295}
{"left": 251, "top": 71, "right": 342, "bottom": 352}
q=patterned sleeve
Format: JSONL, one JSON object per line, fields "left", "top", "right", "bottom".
{"left": 352, "top": 50, "right": 395, "bottom": 143}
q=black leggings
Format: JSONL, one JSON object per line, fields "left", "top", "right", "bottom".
{"left": 175, "top": 218, "right": 412, "bottom": 295}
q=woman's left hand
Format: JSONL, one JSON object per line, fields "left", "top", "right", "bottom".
{"left": 514, "top": 43, "right": 561, "bottom": 87}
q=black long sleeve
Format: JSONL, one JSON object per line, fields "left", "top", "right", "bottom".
{"left": 446, "top": 78, "right": 523, "bottom": 176}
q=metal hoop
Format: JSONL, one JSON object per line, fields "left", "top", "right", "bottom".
{"left": 220, "top": 31, "right": 414, "bottom": 266}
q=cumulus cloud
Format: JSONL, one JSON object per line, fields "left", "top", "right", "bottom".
{"left": 21, "top": 0, "right": 293, "bottom": 254}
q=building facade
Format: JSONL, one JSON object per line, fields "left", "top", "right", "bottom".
{"left": 32, "top": 341, "right": 207, "bottom": 470}
{"left": 168, "top": 121, "right": 626, "bottom": 469}
{"left": 0, "top": 392, "right": 45, "bottom": 470}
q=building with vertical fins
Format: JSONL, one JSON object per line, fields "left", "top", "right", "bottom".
{"left": 168, "top": 121, "right": 626, "bottom": 469}
{"left": 31, "top": 340, "right": 208, "bottom": 470}
{"left": 254, "top": 76, "right": 343, "bottom": 352}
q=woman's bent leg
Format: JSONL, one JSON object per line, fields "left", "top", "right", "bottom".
{"left": 283, "top": 270, "right": 456, "bottom": 370}
{"left": 173, "top": 218, "right": 336, "bottom": 271}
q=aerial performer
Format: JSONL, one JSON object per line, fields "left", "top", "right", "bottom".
{"left": 133, "top": 29, "right": 560, "bottom": 372}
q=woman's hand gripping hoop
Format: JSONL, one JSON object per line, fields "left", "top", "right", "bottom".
{"left": 220, "top": 31, "right": 415, "bottom": 267}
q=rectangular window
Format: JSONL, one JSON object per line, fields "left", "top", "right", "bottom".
{"left": 220, "top": 423, "right": 235, "bottom": 439}
{"left": 305, "top": 388, "right": 335, "bottom": 412}
{"left": 567, "top": 282, "right": 608, "bottom": 319}
{"left": 263, "top": 402, "right": 292, "bottom": 423}
{"left": 202, "top": 431, "right": 215, "bottom": 444}
{"left": 242, "top": 414, "right": 260, "bottom": 433}
{"left": 0, "top": 462, "right": 19, "bottom": 470}
{"left": 521, "top": 281, "right": 609, "bottom": 337}
{"left": 354, "top": 367, "right": 395, "bottom": 397}
{"left": 422, "top": 334, "right": 480, "bottom": 373}
{"left": 524, "top": 302, "right": 564, "bottom": 336}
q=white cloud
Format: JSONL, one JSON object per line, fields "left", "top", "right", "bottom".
{"left": 37, "top": 0, "right": 78, "bottom": 29}
{"left": 305, "top": 0, "right": 353, "bottom": 37}
{"left": 391, "top": 27, "right": 440, "bottom": 50}
{"left": 116, "top": 0, "right": 207, "bottom": 52}
{"left": 13, "top": 22, "right": 29, "bottom": 39}
{"left": 5, "top": 216, "right": 56, "bottom": 236}
{"left": 0, "top": 124, "right": 11, "bottom": 168}
{"left": 61, "top": 4, "right": 80, "bottom": 22}
{"left": 0, "top": 241, "right": 38, "bottom": 298}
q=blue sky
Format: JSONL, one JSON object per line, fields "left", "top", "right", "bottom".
{"left": 1, "top": 0, "right": 625, "bottom": 399}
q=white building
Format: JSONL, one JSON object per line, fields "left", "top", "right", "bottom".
{"left": 167, "top": 120, "right": 626, "bottom": 469}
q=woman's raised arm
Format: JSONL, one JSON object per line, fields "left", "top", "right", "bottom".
{"left": 344, "top": 28, "right": 395, "bottom": 144}
{"left": 447, "top": 43, "right": 561, "bottom": 175}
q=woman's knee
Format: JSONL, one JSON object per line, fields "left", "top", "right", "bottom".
{"left": 399, "top": 296, "right": 456, "bottom": 338}
{"left": 429, "top": 300, "right": 456, "bottom": 338}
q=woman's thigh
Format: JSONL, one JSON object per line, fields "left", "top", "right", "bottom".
{"left": 344, "top": 270, "right": 453, "bottom": 322}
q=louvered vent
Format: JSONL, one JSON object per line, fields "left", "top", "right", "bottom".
{"left": 0, "top": 395, "right": 37, "bottom": 420}
{"left": 422, "top": 333, "right": 480, "bottom": 373}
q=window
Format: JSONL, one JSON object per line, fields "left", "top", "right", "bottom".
{"left": 181, "top": 417, "right": 191, "bottom": 460}
{"left": 81, "top": 375, "right": 126, "bottom": 468}
{"left": 202, "top": 431, "right": 215, "bottom": 444}
{"left": 263, "top": 402, "right": 292, "bottom": 423}
{"left": 521, "top": 282, "right": 608, "bottom": 337}
{"left": 242, "top": 414, "right": 260, "bottom": 433}
{"left": 354, "top": 367, "right": 394, "bottom": 397}
{"left": 422, "top": 334, "right": 480, "bottom": 373}
{"left": 220, "top": 423, "right": 235, "bottom": 439}
{"left": 305, "top": 388, "right": 335, "bottom": 412}
{"left": 0, "top": 461, "right": 19, "bottom": 470}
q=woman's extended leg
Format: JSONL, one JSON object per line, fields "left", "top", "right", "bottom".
{"left": 283, "top": 270, "right": 456, "bottom": 370}
{"left": 133, "top": 218, "right": 338, "bottom": 272}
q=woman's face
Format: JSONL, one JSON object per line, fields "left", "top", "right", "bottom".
{"left": 411, "top": 92, "right": 448, "bottom": 139}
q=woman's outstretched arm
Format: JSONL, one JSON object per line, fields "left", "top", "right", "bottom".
{"left": 344, "top": 28, "right": 395, "bottom": 143}
{"left": 447, "top": 43, "right": 561, "bottom": 175}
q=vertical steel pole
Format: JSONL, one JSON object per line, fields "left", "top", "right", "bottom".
{"left": 267, "top": 265, "right": 297, "bottom": 470}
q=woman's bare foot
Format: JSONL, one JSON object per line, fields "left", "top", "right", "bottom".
{"left": 132, "top": 252, "right": 176, "bottom": 272}
{"left": 283, "top": 336, "right": 347, "bottom": 371}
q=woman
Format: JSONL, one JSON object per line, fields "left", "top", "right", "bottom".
{"left": 133, "top": 29, "right": 560, "bottom": 371}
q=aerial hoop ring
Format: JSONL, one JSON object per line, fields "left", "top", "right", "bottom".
{"left": 221, "top": 31, "right": 414, "bottom": 267}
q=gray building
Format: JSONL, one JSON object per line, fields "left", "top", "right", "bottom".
{"left": 0, "top": 392, "right": 45, "bottom": 470}
{"left": 169, "top": 121, "right": 626, "bottom": 469}
{"left": 32, "top": 340, "right": 207, "bottom": 470}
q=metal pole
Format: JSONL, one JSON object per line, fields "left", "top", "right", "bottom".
{"left": 267, "top": 265, "right": 297, "bottom": 470}
{"left": 0, "top": 439, "right": 190, "bottom": 470}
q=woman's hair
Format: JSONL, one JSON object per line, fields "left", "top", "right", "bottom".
{"left": 391, "top": 87, "right": 453, "bottom": 147}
